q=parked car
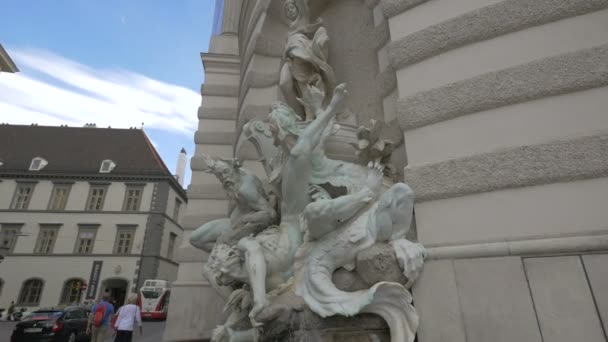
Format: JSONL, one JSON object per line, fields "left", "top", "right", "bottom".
{"left": 10, "top": 306, "right": 90, "bottom": 342}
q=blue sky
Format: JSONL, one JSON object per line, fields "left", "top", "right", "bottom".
{"left": 0, "top": 0, "right": 217, "bottom": 187}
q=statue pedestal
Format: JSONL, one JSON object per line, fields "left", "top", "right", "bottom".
{"left": 252, "top": 242, "right": 411, "bottom": 342}
{"left": 260, "top": 309, "right": 390, "bottom": 342}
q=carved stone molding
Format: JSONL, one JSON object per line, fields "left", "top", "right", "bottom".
{"left": 404, "top": 133, "right": 608, "bottom": 202}
{"left": 388, "top": 0, "right": 608, "bottom": 70}
{"left": 398, "top": 44, "right": 608, "bottom": 131}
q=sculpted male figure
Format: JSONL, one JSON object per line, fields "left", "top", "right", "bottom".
{"left": 207, "top": 84, "right": 348, "bottom": 326}
{"left": 189, "top": 157, "right": 277, "bottom": 253}
{"left": 279, "top": 0, "right": 336, "bottom": 120}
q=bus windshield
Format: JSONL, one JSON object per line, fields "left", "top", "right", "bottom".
{"left": 141, "top": 291, "right": 161, "bottom": 299}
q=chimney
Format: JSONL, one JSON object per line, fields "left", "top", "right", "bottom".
{"left": 175, "top": 148, "right": 187, "bottom": 186}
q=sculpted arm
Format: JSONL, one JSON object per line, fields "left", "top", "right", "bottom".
{"left": 279, "top": 62, "right": 302, "bottom": 118}
{"left": 281, "top": 84, "right": 348, "bottom": 217}
{"left": 237, "top": 237, "right": 268, "bottom": 326}
{"left": 304, "top": 189, "right": 372, "bottom": 240}
{"left": 290, "top": 83, "right": 347, "bottom": 158}
{"left": 218, "top": 208, "right": 277, "bottom": 245}
{"left": 190, "top": 218, "right": 231, "bottom": 253}
{"left": 304, "top": 163, "right": 384, "bottom": 240}
{"left": 221, "top": 179, "right": 276, "bottom": 244}
{"left": 377, "top": 183, "right": 426, "bottom": 287}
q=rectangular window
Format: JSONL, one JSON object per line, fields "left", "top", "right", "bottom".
{"left": 35, "top": 225, "right": 60, "bottom": 254}
{"left": 1, "top": 224, "right": 23, "bottom": 253}
{"left": 114, "top": 228, "right": 135, "bottom": 254}
{"left": 75, "top": 226, "right": 97, "bottom": 254}
{"left": 123, "top": 186, "right": 143, "bottom": 211}
{"left": 11, "top": 183, "right": 35, "bottom": 210}
{"left": 173, "top": 198, "right": 182, "bottom": 220}
{"left": 86, "top": 186, "right": 107, "bottom": 211}
{"left": 167, "top": 232, "right": 177, "bottom": 260}
{"left": 48, "top": 184, "right": 71, "bottom": 210}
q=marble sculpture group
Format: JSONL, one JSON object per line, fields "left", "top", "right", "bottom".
{"left": 190, "top": 1, "right": 426, "bottom": 341}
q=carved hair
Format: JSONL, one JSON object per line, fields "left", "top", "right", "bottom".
{"left": 201, "top": 154, "right": 242, "bottom": 177}
{"left": 268, "top": 101, "right": 302, "bottom": 142}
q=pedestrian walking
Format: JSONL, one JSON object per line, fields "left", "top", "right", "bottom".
{"left": 7, "top": 301, "right": 15, "bottom": 320}
{"left": 86, "top": 293, "right": 115, "bottom": 342}
{"left": 113, "top": 293, "right": 143, "bottom": 342}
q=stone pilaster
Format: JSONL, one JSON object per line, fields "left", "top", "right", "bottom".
{"left": 163, "top": 26, "right": 241, "bottom": 342}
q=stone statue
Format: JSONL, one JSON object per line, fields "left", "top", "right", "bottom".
{"left": 192, "top": 9, "right": 426, "bottom": 338}
{"left": 207, "top": 84, "right": 348, "bottom": 328}
{"left": 350, "top": 119, "right": 399, "bottom": 181}
{"left": 295, "top": 179, "right": 425, "bottom": 342}
{"left": 279, "top": 0, "right": 336, "bottom": 121}
{"left": 198, "top": 86, "right": 425, "bottom": 342}
{"left": 189, "top": 156, "right": 277, "bottom": 253}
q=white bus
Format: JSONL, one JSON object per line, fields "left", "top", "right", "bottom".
{"left": 138, "top": 280, "right": 171, "bottom": 320}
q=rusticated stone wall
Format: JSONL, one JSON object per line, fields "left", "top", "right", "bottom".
{"left": 379, "top": 0, "right": 608, "bottom": 341}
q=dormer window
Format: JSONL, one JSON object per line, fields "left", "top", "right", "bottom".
{"left": 99, "top": 159, "right": 116, "bottom": 173}
{"left": 29, "top": 157, "right": 48, "bottom": 171}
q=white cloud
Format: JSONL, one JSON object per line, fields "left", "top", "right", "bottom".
{"left": 0, "top": 48, "right": 199, "bottom": 136}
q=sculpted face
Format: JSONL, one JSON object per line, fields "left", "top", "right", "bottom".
{"left": 207, "top": 244, "right": 245, "bottom": 286}
{"left": 284, "top": 1, "right": 299, "bottom": 21}
{"left": 210, "top": 160, "right": 238, "bottom": 191}
{"left": 269, "top": 101, "right": 300, "bottom": 150}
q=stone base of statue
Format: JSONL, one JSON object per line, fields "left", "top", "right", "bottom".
{"left": 260, "top": 308, "right": 390, "bottom": 342}
{"left": 254, "top": 243, "right": 408, "bottom": 342}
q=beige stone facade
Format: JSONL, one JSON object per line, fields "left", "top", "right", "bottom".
{"left": 386, "top": 2, "right": 608, "bottom": 341}
{"left": 165, "top": 1, "right": 608, "bottom": 341}
{"left": 0, "top": 126, "right": 186, "bottom": 311}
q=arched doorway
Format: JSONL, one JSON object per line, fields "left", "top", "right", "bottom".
{"left": 100, "top": 278, "right": 128, "bottom": 310}
{"left": 59, "top": 278, "right": 85, "bottom": 305}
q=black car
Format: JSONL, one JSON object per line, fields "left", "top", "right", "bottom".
{"left": 10, "top": 306, "right": 90, "bottom": 342}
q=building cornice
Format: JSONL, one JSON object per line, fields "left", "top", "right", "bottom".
{"left": 0, "top": 210, "right": 185, "bottom": 231}
{"left": 0, "top": 172, "right": 187, "bottom": 201}
{"left": 2, "top": 253, "right": 179, "bottom": 266}
{"left": 200, "top": 52, "right": 241, "bottom": 73}
{"left": 6, "top": 253, "right": 141, "bottom": 258}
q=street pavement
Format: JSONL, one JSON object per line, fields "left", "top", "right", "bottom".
{"left": 0, "top": 320, "right": 166, "bottom": 342}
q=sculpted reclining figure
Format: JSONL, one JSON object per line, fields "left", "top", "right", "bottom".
{"left": 189, "top": 157, "right": 277, "bottom": 253}
{"left": 207, "top": 84, "right": 348, "bottom": 325}
{"left": 295, "top": 175, "right": 425, "bottom": 342}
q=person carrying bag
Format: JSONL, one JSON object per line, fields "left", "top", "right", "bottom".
{"left": 113, "top": 294, "right": 143, "bottom": 342}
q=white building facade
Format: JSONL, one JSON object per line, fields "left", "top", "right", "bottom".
{"left": 0, "top": 125, "right": 186, "bottom": 310}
